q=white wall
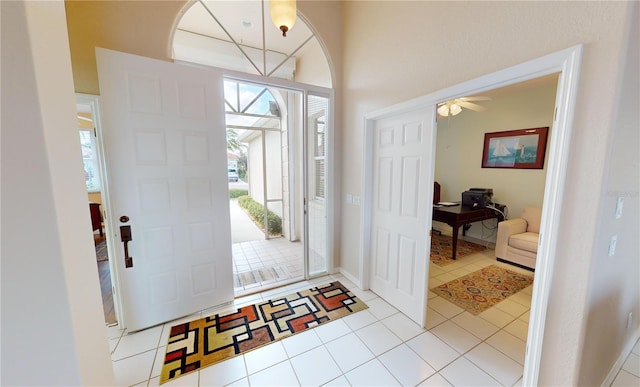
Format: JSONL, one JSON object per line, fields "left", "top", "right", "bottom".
{"left": 294, "top": 37, "right": 332, "bottom": 89}
{"left": 246, "top": 130, "right": 284, "bottom": 218}
{"left": 434, "top": 77, "right": 558, "bottom": 242}
{"left": 1, "top": 1, "right": 114, "bottom": 385}
{"left": 247, "top": 134, "right": 265, "bottom": 204}
{"left": 579, "top": 4, "right": 640, "bottom": 382}
{"left": 338, "top": 1, "right": 634, "bottom": 384}
{"left": 297, "top": 0, "right": 344, "bottom": 263}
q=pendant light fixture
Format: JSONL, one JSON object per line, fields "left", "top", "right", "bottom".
{"left": 270, "top": 0, "right": 296, "bottom": 37}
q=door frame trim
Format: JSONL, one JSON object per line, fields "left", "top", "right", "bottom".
{"left": 359, "top": 45, "right": 583, "bottom": 385}
{"left": 76, "top": 92, "right": 124, "bottom": 327}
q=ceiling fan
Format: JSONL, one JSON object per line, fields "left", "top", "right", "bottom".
{"left": 437, "top": 96, "right": 491, "bottom": 117}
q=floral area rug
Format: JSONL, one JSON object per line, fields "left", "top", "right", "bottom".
{"left": 160, "top": 281, "right": 368, "bottom": 384}
{"left": 430, "top": 233, "right": 487, "bottom": 266}
{"left": 431, "top": 265, "right": 533, "bottom": 315}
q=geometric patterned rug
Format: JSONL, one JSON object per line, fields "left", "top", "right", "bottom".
{"left": 430, "top": 233, "right": 487, "bottom": 266}
{"left": 159, "top": 281, "right": 368, "bottom": 384}
{"left": 431, "top": 265, "right": 533, "bottom": 315}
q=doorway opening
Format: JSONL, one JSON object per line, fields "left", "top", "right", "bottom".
{"left": 88, "top": 0, "right": 336, "bottom": 330}
{"left": 362, "top": 45, "right": 582, "bottom": 385}
{"left": 225, "top": 80, "right": 304, "bottom": 296}
{"left": 173, "top": 0, "right": 335, "bottom": 299}
{"left": 86, "top": 52, "right": 334, "bottom": 332}
{"left": 77, "top": 97, "right": 117, "bottom": 326}
{"left": 225, "top": 80, "right": 330, "bottom": 297}
{"left": 428, "top": 73, "right": 560, "bottom": 384}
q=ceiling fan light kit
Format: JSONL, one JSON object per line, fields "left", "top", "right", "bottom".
{"left": 449, "top": 103, "right": 463, "bottom": 116}
{"left": 437, "top": 96, "right": 491, "bottom": 117}
{"left": 437, "top": 102, "right": 462, "bottom": 117}
{"left": 270, "top": 0, "right": 297, "bottom": 37}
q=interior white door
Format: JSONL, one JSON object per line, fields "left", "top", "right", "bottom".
{"left": 96, "top": 48, "right": 233, "bottom": 331}
{"left": 369, "top": 108, "right": 435, "bottom": 326}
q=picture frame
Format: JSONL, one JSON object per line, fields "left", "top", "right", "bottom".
{"left": 481, "top": 127, "right": 549, "bottom": 169}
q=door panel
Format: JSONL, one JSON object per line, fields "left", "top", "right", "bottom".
{"left": 370, "top": 108, "right": 434, "bottom": 326}
{"left": 306, "top": 94, "right": 329, "bottom": 276}
{"left": 96, "top": 48, "right": 233, "bottom": 331}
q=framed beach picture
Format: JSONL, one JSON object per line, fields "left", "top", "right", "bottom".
{"left": 481, "top": 127, "right": 549, "bottom": 169}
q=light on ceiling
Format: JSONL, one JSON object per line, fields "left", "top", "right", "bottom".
{"left": 437, "top": 102, "right": 462, "bottom": 117}
{"left": 270, "top": 0, "right": 296, "bottom": 37}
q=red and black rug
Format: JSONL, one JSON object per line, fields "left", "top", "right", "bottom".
{"left": 160, "top": 281, "right": 368, "bottom": 384}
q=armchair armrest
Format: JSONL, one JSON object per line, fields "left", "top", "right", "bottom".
{"left": 498, "top": 218, "right": 528, "bottom": 236}
{"left": 495, "top": 218, "right": 528, "bottom": 258}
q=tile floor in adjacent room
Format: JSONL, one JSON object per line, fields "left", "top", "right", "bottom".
{"left": 108, "top": 248, "right": 640, "bottom": 386}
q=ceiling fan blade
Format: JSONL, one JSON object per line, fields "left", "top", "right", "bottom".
{"left": 458, "top": 96, "right": 491, "bottom": 102}
{"left": 77, "top": 115, "right": 93, "bottom": 122}
{"left": 457, "top": 100, "right": 488, "bottom": 112}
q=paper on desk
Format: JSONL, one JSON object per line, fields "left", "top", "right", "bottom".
{"left": 437, "top": 202, "right": 459, "bottom": 206}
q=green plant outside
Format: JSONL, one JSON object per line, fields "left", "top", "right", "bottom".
{"left": 237, "top": 195, "right": 282, "bottom": 234}
{"left": 229, "top": 188, "right": 248, "bottom": 198}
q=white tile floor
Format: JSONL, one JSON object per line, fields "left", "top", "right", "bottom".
{"left": 612, "top": 343, "right": 640, "bottom": 387}
{"left": 232, "top": 238, "right": 305, "bottom": 296}
{"left": 232, "top": 237, "right": 327, "bottom": 297}
{"left": 108, "top": 248, "right": 640, "bottom": 386}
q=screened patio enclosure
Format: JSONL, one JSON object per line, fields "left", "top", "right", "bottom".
{"left": 225, "top": 80, "right": 329, "bottom": 294}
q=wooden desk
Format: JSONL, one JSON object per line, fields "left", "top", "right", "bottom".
{"left": 432, "top": 203, "right": 504, "bottom": 260}
{"left": 89, "top": 202, "right": 103, "bottom": 237}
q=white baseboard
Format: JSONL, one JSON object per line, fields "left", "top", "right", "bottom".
{"left": 337, "top": 267, "right": 362, "bottom": 289}
{"left": 602, "top": 326, "right": 640, "bottom": 386}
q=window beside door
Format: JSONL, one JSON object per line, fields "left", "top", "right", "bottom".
{"left": 79, "top": 129, "right": 101, "bottom": 192}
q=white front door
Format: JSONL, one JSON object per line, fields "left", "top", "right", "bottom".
{"left": 96, "top": 48, "right": 233, "bottom": 331}
{"left": 369, "top": 108, "right": 435, "bottom": 326}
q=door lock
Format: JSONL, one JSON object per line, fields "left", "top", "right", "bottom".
{"left": 120, "top": 225, "right": 134, "bottom": 268}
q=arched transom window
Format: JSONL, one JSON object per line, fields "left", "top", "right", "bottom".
{"left": 173, "top": 0, "right": 332, "bottom": 88}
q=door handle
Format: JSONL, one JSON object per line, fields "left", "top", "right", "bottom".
{"left": 120, "top": 225, "right": 134, "bottom": 268}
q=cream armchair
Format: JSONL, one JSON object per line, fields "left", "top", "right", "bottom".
{"left": 495, "top": 207, "right": 542, "bottom": 270}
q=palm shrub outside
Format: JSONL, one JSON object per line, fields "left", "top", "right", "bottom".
{"left": 237, "top": 195, "right": 282, "bottom": 235}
